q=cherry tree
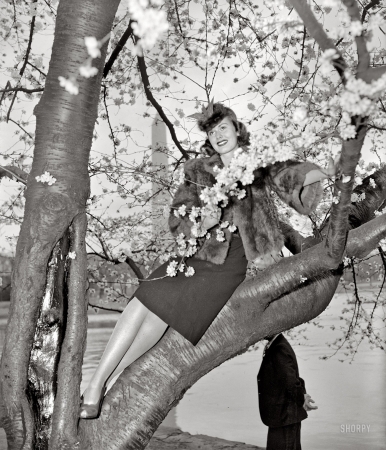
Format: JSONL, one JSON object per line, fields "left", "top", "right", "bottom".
{"left": 0, "top": 0, "right": 386, "bottom": 448}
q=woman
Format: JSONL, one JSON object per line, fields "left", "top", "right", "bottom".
{"left": 80, "top": 102, "right": 335, "bottom": 418}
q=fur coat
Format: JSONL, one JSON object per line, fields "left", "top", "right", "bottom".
{"left": 169, "top": 153, "right": 323, "bottom": 265}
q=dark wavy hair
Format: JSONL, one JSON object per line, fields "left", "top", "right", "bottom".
{"left": 198, "top": 103, "right": 250, "bottom": 156}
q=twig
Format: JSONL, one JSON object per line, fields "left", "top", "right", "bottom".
{"left": 135, "top": 40, "right": 190, "bottom": 160}
{"left": 6, "top": 0, "right": 37, "bottom": 122}
{"left": 0, "top": 165, "right": 28, "bottom": 184}
{"left": 103, "top": 21, "right": 134, "bottom": 78}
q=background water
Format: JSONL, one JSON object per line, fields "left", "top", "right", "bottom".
{"left": 1, "top": 290, "right": 385, "bottom": 449}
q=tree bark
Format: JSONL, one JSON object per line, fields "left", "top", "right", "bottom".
{"left": 0, "top": 0, "right": 121, "bottom": 448}
{"left": 79, "top": 170, "right": 386, "bottom": 449}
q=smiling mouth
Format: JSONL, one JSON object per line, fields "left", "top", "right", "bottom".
{"left": 217, "top": 140, "right": 228, "bottom": 147}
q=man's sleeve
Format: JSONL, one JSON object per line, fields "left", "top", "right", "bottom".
{"left": 272, "top": 344, "right": 306, "bottom": 407}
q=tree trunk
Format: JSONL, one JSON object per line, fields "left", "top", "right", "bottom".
{"left": 79, "top": 169, "right": 386, "bottom": 449}
{"left": 0, "top": 0, "right": 120, "bottom": 448}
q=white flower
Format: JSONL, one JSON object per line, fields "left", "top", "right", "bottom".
{"left": 35, "top": 171, "right": 57, "bottom": 185}
{"left": 178, "top": 263, "right": 185, "bottom": 272}
{"left": 58, "top": 76, "right": 79, "bottom": 95}
{"left": 341, "top": 175, "right": 351, "bottom": 183}
{"left": 369, "top": 178, "right": 376, "bottom": 188}
{"left": 293, "top": 107, "right": 308, "bottom": 123}
{"left": 300, "top": 276, "right": 307, "bottom": 283}
{"left": 68, "top": 251, "right": 76, "bottom": 259}
{"left": 166, "top": 261, "right": 178, "bottom": 277}
{"left": 228, "top": 224, "right": 237, "bottom": 232}
{"left": 379, "top": 238, "right": 386, "bottom": 251}
{"left": 339, "top": 124, "right": 356, "bottom": 140}
{"left": 320, "top": 48, "right": 339, "bottom": 75}
{"left": 185, "top": 266, "right": 195, "bottom": 277}
{"left": 128, "top": 0, "right": 169, "bottom": 50}
{"left": 216, "top": 229, "right": 225, "bottom": 242}
{"left": 220, "top": 221, "right": 229, "bottom": 229}
{"left": 351, "top": 192, "right": 366, "bottom": 203}
{"left": 79, "top": 63, "right": 98, "bottom": 78}
{"left": 350, "top": 21, "right": 363, "bottom": 37}
{"left": 84, "top": 36, "right": 101, "bottom": 58}
{"left": 177, "top": 204, "right": 187, "bottom": 216}
{"left": 332, "top": 194, "right": 340, "bottom": 204}
{"left": 343, "top": 257, "right": 351, "bottom": 267}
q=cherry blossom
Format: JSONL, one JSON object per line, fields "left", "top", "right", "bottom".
{"left": 35, "top": 171, "right": 57, "bottom": 185}
{"left": 58, "top": 76, "right": 79, "bottom": 95}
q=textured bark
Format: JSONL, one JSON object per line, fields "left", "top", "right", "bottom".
{"left": 49, "top": 214, "right": 88, "bottom": 450}
{"left": 79, "top": 173, "right": 386, "bottom": 449}
{"left": 0, "top": 0, "right": 120, "bottom": 448}
{"left": 27, "top": 236, "right": 69, "bottom": 449}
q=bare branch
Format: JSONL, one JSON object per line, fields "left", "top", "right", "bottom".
{"left": 288, "top": 0, "right": 347, "bottom": 80}
{"left": 135, "top": 39, "right": 190, "bottom": 160}
{"left": 26, "top": 61, "right": 47, "bottom": 78}
{"left": 361, "top": 0, "right": 381, "bottom": 22}
{"left": 341, "top": 0, "right": 370, "bottom": 73}
{"left": 0, "top": 86, "right": 44, "bottom": 94}
{"left": 8, "top": 118, "right": 33, "bottom": 138}
{"left": 6, "top": 0, "right": 37, "bottom": 122}
{"left": 103, "top": 21, "right": 134, "bottom": 78}
{"left": 0, "top": 165, "right": 28, "bottom": 184}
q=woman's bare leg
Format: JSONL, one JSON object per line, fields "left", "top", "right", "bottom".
{"left": 82, "top": 297, "right": 166, "bottom": 404}
{"left": 106, "top": 310, "right": 168, "bottom": 388}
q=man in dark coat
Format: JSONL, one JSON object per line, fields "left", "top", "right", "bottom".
{"left": 257, "top": 333, "right": 317, "bottom": 449}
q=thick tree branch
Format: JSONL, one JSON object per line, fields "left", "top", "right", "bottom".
{"left": 51, "top": 215, "right": 88, "bottom": 449}
{"left": 135, "top": 42, "right": 190, "bottom": 160}
{"left": 80, "top": 212, "right": 385, "bottom": 448}
{"left": 103, "top": 21, "right": 134, "bottom": 78}
{"left": 341, "top": 0, "right": 370, "bottom": 73}
{"left": 243, "top": 164, "right": 386, "bottom": 306}
{"left": 80, "top": 162, "right": 386, "bottom": 449}
{"left": 0, "top": 165, "right": 28, "bottom": 184}
{"left": 323, "top": 126, "right": 367, "bottom": 263}
{"left": 288, "top": 0, "right": 347, "bottom": 80}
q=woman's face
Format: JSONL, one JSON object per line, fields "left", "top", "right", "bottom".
{"left": 207, "top": 116, "right": 239, "bottom": 158}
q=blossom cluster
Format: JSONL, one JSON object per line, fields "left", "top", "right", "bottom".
{"left": 320, "top": 72, "right": 386, "bottom": 140}
{"left": 35, "top": 171, "right": 56, "bottom": 185}
{"left": 128, "top": 0, "right": 169, "bottom": 53}
{"left": 200, "top": 142, "right": 293, "bottom": 210}
{"left": 58, "top": 76, "right": 79, "bottom": 95}
{"left": 351, "top": 192, "right": 366, "bottom": 203}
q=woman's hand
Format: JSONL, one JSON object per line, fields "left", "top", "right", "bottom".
{"left": 201, "top": 207, "right": 221, "bottom": 231}
{"left": 252, "top": 252, "right": 282, "bottom": 271}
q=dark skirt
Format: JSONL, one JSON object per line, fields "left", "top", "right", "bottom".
{"left": 135, "top": 236, "right": 248, "bottom": 345}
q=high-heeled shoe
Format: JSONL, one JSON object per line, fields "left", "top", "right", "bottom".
{"left": 79, "top": 387, "right": 107, "bottom": 419}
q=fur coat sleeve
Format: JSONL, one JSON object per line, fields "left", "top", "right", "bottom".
{"left": 266, "top": 160, "right": 323, "bottom": 215}
{"left": 168, "top": 159, "right": 202, "bottom": 239}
